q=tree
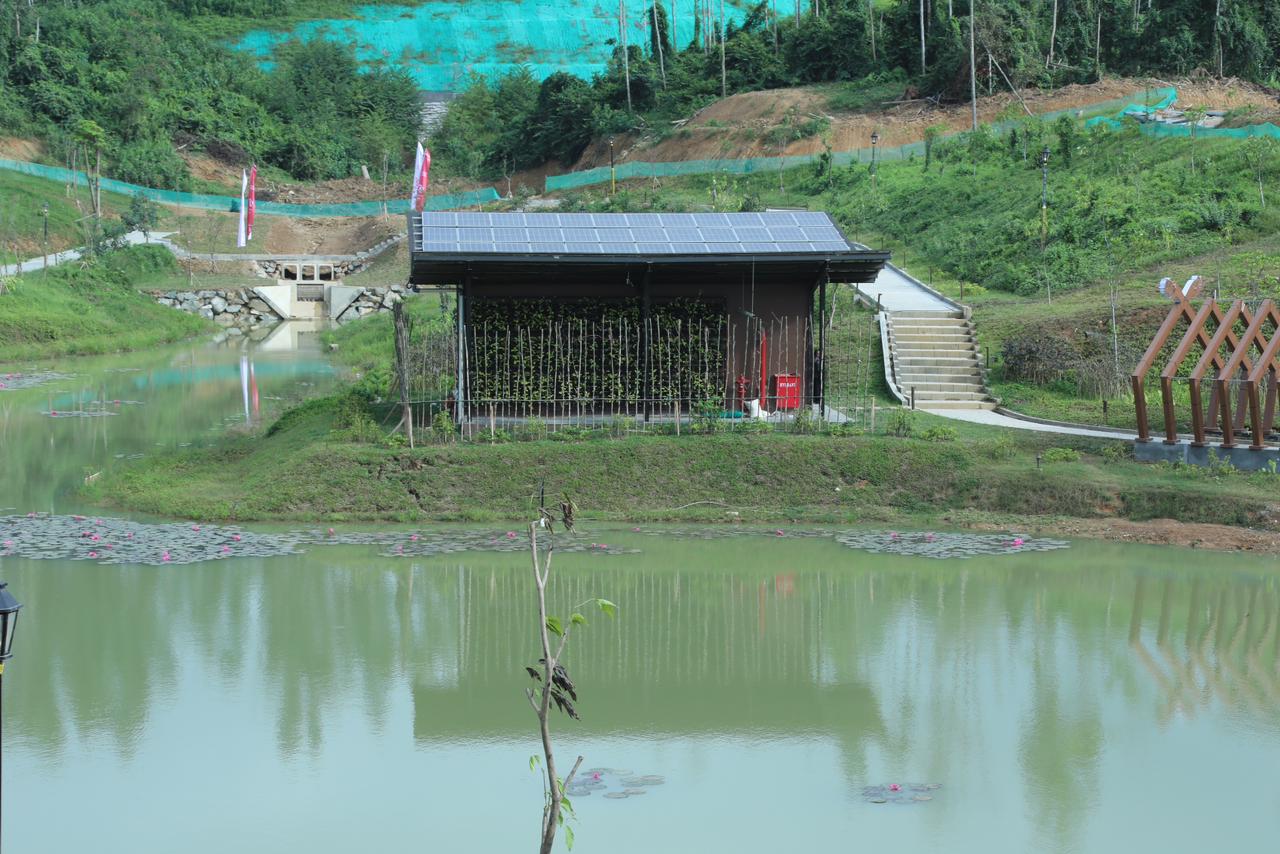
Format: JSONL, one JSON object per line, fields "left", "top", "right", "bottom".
{"left": 523, "top": 497, "right": 616, "bottom": 854}
{"left": 1244, "top": 136, "right": 1273, "bottom": 208}
{"left": 122, "top": 193, "right": 161, "bottom": 241}
{"left": 923, "top": 123, "right": 946, "bottom": 172}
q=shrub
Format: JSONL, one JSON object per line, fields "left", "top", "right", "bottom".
{"left": 1041, "top": 446, "right": 1081, "bottom": 463}
{"left": 888, "top": 408, "right": 915, "bottom": 437}
{"left": 1101, "top": 443, "right": 1133, "bottom": 463}
{"left": 1000, "top": 334, "right": 1075, "bottom": 385}
{"left": 918, "top": 425, "right": 958, "bottom": 442}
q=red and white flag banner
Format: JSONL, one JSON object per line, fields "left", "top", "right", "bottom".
{"left": 247, "top": 165, "right": 257, "bottom": 241}
{"left": 411, "top": 142, "right": 431, "bottom": 212}
{"left": 236, "top": 169, "right": 248, "bottom": 248}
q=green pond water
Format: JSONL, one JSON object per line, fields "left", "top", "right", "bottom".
{"left": 2, "top": 328, "right": 1280, "bottom": 852}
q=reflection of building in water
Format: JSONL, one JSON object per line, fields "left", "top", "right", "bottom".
{"left": 1129, "top": 576, "right": 1280, "bottom": 724}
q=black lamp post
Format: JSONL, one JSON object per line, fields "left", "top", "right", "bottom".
{"left": 870, "top": 131, "right": 880, "bottom": 191}
{"left": 41, "top": 203, "right": 49, "bottom": 271}
{"left": 1039, "top": 145, "right": 1051, "bottom": 249}
{"left": 0, "top": 582, "right": 21, "bottom": 852}
{"left": 608, "top": 137, "right": 616, "bottom": 195}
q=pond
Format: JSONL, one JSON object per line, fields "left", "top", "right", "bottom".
{"left": 1, "top": 330, "right": 1278, "bottom": 853}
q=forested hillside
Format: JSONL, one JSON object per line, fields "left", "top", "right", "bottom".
{"left": 432, "top": 0, "right": 1280, "bottom": 178}
{"left": 0, "top": 0, "right": 420, "bottom": 186}
{"left": 3, "top": 0, "right": 1279, "bottom": 188}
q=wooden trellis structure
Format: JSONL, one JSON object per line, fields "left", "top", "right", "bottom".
{"left": 1133, "top": 276, "right": 1280, "bottom": 449}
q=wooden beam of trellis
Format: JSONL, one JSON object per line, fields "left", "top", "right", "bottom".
{"left": 1133, "top": 276, "right": 1204, "bottom": 441}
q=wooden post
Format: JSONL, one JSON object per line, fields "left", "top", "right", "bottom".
{"left": 870, "top": 397, "right": 876, "bottom": 433}
{"left": 393, "top": 300, "right": 415, "bottom": 448}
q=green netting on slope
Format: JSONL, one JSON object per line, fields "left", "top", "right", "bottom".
{"left": 0, "top": 158, "right": 498, "bottom": 216}
{"left": 234, "top": 0, "right": 759, "bottom": 93}
{"left": 545, "top": 88, "right": 1180, "bottom": 192}
{"left": 1086, "top": 91, "right": 1280, "bottom": 141}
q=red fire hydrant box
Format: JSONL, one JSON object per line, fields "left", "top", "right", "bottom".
{"left": 771, "top": 373, "right": 801, "bottom": 410}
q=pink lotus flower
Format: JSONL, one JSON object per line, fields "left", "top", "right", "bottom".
{"left": 162, "top": 552, "right": 171, "bottom": 562}
{"left": 327, "top": 528, "right": 335, "bottom": 536}
{"left": 221, "top": 545, "right": 230, "bottom": 553}
{"left": 889, "top": 783, "right": 901, "bottom": 792}
{"left": 3, "top": 540, "right": 13, "bottom": 548}
{"left": 88, "top": 551, "right": 98, "bottom": 558}
{"left": 73, "top": 515, "right": 84, "bottom": 521}
{"left": 775, "top": 530, "right": 785, "bottom": 536}
{"left": 410, "top": 534, "right": 419, "bottom": 541}
{"left": 95, "top": 519, "right": 103, "bottom": 525}
{"left": 1012, "top": 537, "right": 1025, "bottom": 547}
{"left": 506, "top": 531, "right": 517, "bottom": 539}
{"left": 90, "top": 534, "right": 100, "bottom": 542}
{"left": 232, "top": 534, "right": 241, "bottom": 542}
{"left": 126, "top": 532, "right": 134, "bottom": 539}
{"left": 50, "top": 410, "right": 57, "bottom": 416}
{"left": 192, "top": 525, "right": 201, "bottom": 532}
{"left": 889, "top": 531, "right": 900, "bottom": 539}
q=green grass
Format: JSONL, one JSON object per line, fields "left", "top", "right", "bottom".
{"left": 86, "top": 391, "right": 1280, "bottom": 526}
{"left": 323, "top": 289, "right": 454, "bottom": 373}
{"left": 0, "top": 246, "right": 212, "bottom": 362}
{"left": 0, "top": 170, "right": 134, "bottom": 265}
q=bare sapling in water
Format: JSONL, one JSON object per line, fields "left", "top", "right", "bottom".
{"left": 525, "top": 495, "right": 617, "bottom": 852}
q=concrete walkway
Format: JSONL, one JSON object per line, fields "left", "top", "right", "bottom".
{"left": 924, "top": 407, "right": 1135, "bottom": 439}
{"left": 0, "top": 231, "right": 166, "bottom": 276}
{"left": 851, "top": 253, "right": 961, "bottom": 314}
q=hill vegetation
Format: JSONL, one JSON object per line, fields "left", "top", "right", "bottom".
{"left": 431, "top": 0, "right": 1280, "bottom": 179}
{"left": 0, "top": 0, "right": 420, "bottom": 188}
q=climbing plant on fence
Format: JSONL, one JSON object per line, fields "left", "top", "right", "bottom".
{"left": 465, "top": 298, "right": 729, "bottom": 412}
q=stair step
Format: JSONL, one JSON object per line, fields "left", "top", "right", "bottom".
{"left": 891, "top": 331, "right": 973, "bottom": 341}
{"left": 894, "top": 358, "right": 981, "bottom": 368}
{"left": 896, "top": 368, "right": 983, "bottom": 378}
{"left": 889, "top": 319, "right": 972, "bottom": 329}
{"left": 915, "top": 400, "right": 999, "bottom": 411}
{"left": 910, "top": 390, "right": 990, "bottom": 401}
{"left": 895, "top": 382, "right": 987, "bottom": 393}
{"left": 889, "top": 309, "right": 964, "bottom": 319}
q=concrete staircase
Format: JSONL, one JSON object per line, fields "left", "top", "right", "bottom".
{"left": 884, "top": 311, "right": 997, "bottom": 410}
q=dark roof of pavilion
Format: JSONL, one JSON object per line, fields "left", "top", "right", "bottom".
{"left": 408, "top": 211, "right": 888, "bottom": 284}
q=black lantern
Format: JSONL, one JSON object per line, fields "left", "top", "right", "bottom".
{"left": 1039, "top": 145, "right": 1050, "bottom": 168}
{"left": 870, "top": 131, "right": 880, "bottom": 148}
{"left": 0, "top": 583, "right": 20, "bottom": 663}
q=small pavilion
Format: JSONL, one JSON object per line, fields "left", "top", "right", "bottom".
{"left": 407, "top": 210, "right": 888, "bottom": 425}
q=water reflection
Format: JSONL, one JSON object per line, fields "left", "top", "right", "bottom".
{"left": 4, "top": 536, "right": 1279, "bottom": 853}
{"left": 0, "top": 335, "right": 335, "bottom": 510}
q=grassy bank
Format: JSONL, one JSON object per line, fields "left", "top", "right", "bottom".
{"left": 86, "top": 392, "right": 1279, "bottom": 528}
{"left": 0, "top": 246, "right": 212, "bottom": 362}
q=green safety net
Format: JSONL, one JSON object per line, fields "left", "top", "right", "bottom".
{"left": 1086, "top": 88, "right": 1280, "bottom": 140}
{"left": 234, "top": 0, "right": 758, "bottom": 93}
{"left": 545, "top": 87, "right": 1183, "bottom": 192}
{"left": 0, "top": 157, "right": 499, "bottom": 216}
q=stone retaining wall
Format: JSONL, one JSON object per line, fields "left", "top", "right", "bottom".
{"left": 151, "top": 289, "right": 282, "bottom": 333}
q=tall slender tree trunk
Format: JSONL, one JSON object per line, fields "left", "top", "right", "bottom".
{"left": 868, "top": 0, "right": 876, "bottom": 61}
{"left": 652, "top": 1, "right": 667, "bottom": 87}
{"left": 1213, "top": 0, "right": 1224, "bottom": 77}
{"left": 719, "top": 0, "right": 727, "bottom": 98}
{"left": 620, "top": 0, "right": 633, "bottom": 113}
{"left": 969, "top": 0, "right": 978, "bottom": 131}
{"left": 919, "top": 0, "right": 927, "bottom": 74}
{"left": 1095, "top": 6, "right": 1102, "bottom": 80}
{"left": 1047, "top": 0, "right": 1059, "bottom": 68}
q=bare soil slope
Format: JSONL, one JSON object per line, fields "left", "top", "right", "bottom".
{"left": 574, "top": 77, "right": 1280, "bottom": 170}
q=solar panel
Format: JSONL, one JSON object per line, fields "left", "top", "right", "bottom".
{"left": 415, "top": 211, "right": 852, "bottom": 256}
{"left": 631, "top": 227, "right": 666, "bottom": 242}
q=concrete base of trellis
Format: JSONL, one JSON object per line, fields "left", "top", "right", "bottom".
{"left": 1134, "top": 439, "right": 1280, "bottom": 471}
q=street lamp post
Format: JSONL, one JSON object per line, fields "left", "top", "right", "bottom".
{"left": 609, "top": 138, "right": 616, "bottom": 195}
{"left": 41, "top": 203, "right": 48, "bottom": 272}
{"left": 1039, "top": 145, "right": 1050, "bottom": 250}
{"left": 0, "top": 582, "right": 21, "bottom": 853}
{"left": 870, "top": 131, "right": 880, "bottom": 192}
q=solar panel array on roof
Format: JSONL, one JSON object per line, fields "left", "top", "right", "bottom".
{"left": 416, "top": 212, "right": 851, "bottom": 255}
